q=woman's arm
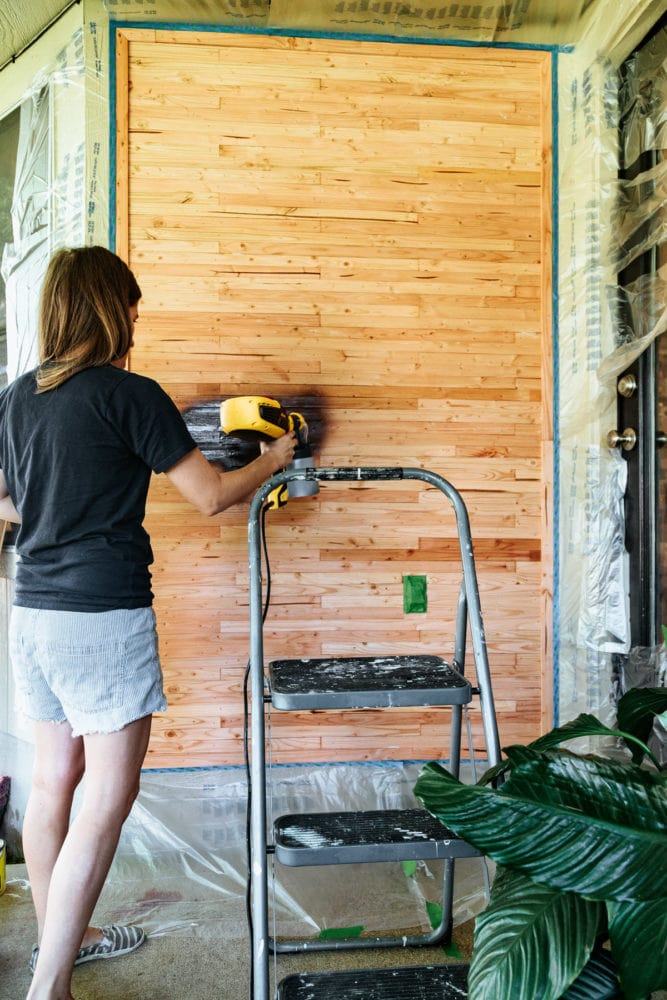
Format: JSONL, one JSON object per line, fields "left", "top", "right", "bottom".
{"left": 164, "top": 432, "right": 297, "bottom": 516}
{"left": 0, "top": 470, "right": 20, "bottom": 523}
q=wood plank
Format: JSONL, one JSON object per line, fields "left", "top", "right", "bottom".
{"left": 118, "top": 29, "right": 551, "bottom": 768}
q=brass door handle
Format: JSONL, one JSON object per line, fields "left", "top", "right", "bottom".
{"left": 607, "top": 428, "right": 637, "bottom": 451}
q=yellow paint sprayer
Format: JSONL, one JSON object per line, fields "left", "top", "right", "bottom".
{"left": 220, "top": 395, "right": 319, "bottom": 509}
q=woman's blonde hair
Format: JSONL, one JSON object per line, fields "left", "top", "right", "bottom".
{"left": 36, "top": 246, "right": 141, "bottom": 392}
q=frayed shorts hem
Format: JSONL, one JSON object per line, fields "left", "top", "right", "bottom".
{"left": 16, "top": 698, "right": 168, "bottom": 737}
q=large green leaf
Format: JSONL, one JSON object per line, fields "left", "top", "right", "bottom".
{"left": 501, "top": 751, "right": 667, "bottom": 839}
{"left": 607, "top": 898, "right": 667, "bottom": 999}
{"left": 616, "top": 688, "right": 667, "bottom": 764}
{"left": 478, "top": 711, "right": 658, "bottom": 787}
{"left": 527, "top": 714, "right": 631, "bottom": 753}
{"left": 560, "top": 946, "right": 624, "bottom": 999}
{"left": 415, "top": 760, "right": 667, "bottom": 901}
{"left": 467, "top": 867, "right": 605, "bottom": 1000}
{"left": 527, "top": 713, "right": 659, "bottom": 769}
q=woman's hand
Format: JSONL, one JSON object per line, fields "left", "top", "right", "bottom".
{"left": 259, "top": 432, "right": 297, "bottom": 472}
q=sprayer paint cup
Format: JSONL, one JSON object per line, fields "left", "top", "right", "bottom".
{"left": 287, "top": 451, "right": 319, "bottom": 499}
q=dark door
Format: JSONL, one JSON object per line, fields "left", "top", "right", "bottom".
{"left": 614, "top": 16, "right": 667, "bottom": 658}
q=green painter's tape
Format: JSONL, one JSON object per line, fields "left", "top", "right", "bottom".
{"left": 403, "top": 574, "right": 427, "bottom": 613}
{"left": 426, "top": 900, "right": 463, "bottom": 957}
{"left": 442, "top": 939, "right": 464, "bottom": 959}
{"left": 318, "top": 925, "right": 365, "bottom": 940}
{"left": 426, "top": 900, "right": 442, "bottom": 930}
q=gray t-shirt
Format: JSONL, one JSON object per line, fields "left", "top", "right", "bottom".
{"left": 0, "top": 365, "right": 196, "bottom": 611}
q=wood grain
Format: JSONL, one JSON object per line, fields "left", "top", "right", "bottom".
{"left": 116, "top": 28, "right": 553, "bottom": 768}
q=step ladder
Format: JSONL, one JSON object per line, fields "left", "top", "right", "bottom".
{"left": 246, "top": 467, "right": 502, "bottom": 1000}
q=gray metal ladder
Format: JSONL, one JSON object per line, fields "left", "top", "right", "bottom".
{"left": 247, "top": 467, "right": 502, "bottom": 1000}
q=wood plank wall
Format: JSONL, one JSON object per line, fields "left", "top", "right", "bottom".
{"left": 114, "top": 28, "right": 553, "bottom": 768}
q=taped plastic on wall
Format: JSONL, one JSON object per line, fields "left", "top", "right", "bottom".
{"left": 597, "top": 30, "right": 667, "bottom": 383}
{"left": 266, "top": 0, "right": 593, "bottom": 44}
{"left": 0, "top": 28, "right": 85, "bottom": 384}
{"left": 557, "top": 11, "right": 667, "bottom": 729}
{"left": 557, "top": 41, "right": 625, "bottom": 727}
{"left": 96, "top": 0, "right": 609, "bottom": 47}
{"left": 1, "top": 79, "right": 52, "bottom": 382}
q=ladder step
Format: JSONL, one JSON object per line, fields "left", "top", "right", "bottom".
{"left": 278, "top": 963, "right": 469, "bottom": 999}
{"left": 269, "top": 655, "right": 472, "bottom": 709}
{"left": 274, "top": 808, "right": 481, "bottom": 866}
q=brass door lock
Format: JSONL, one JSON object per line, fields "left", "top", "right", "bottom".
{"left": 617, "top": 374, "right": 637, "bottom": 398}
{"left": 606, "top": 428, "right": 637, "bottom": 451}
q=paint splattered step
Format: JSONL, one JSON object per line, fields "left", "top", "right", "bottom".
{"left": 268, "top": 655, "right": 472, "bottom": 710}
{"left": 273, "top": 808, "right": 481, "bottom": 866}
{"left": 277, "top": 963, "right": 469, "bottom": 999}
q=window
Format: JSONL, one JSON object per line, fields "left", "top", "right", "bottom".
{"left": 0, "top": 83, "right": 51, "bottom": 387}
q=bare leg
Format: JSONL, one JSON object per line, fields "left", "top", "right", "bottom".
{"left": 22, "top": 721, "right": 85, "bottom": 941}
{"left": 27, "top": 715, "right": 152, "bottom": 1000}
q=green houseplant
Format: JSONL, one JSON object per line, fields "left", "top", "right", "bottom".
{"left": 414, "top": 688, "right": 667, "bottom": 1000}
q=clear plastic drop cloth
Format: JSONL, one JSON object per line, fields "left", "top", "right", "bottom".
{"left": 114, "top": 762, "right": 489, "bottom": 942}
{"left": 2, "top": 754, "right": 490, "bottom": 943}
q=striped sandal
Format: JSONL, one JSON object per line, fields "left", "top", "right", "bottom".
{"left": 29, "top": 924, "right": 146, "bottom": 974}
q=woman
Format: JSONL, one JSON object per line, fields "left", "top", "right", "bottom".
{"left": 0, "top": 246, "right": 296, "bottom": 1000}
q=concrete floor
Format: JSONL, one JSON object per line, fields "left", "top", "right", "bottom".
{"left": 0, "top": 862, "right": 474, "bottom": 1000}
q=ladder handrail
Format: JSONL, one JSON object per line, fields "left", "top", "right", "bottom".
{"left": 247, "top": 466, "right": 501, "bottom": 1000}
{"left": 249, "top": 466, "right": 501, "bottom": 765}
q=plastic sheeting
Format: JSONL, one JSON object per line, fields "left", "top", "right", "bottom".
{"left": 91, "top": 0, "right": 617, "bottom": 46}
{"left": 1, "top": 0, "right": 666, "bottom": 951}
{"left": 604, "top": 25, "right": 667, "bottom": 746}
{"left": 557, "top": 47, "right": 627, "bottom": 725}
{"left": 556, "top": 11, "right": 666, "bottom": 729}
{"left": 1, "top": 82, "right": 51, "bottom": 381}
{"left": 0, "top": 26, "right": 86, "bottom": 384}
{"left": 122, "top": 762, "right": 489, "bottom": 940}
{"left": 598, "top": 29, "right": 667, "bottom": 382}
{"left": 266, "top": 0, "right": 614, "bottom": 47}
{"left": 1, "top": 734, "right": 490, "bottom": 941}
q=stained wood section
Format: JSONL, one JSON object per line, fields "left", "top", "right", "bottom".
{"left": 115, "top": 29, "right": 553, "bottom": 768}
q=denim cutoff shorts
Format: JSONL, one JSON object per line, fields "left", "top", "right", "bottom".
{"left": 9, "top": 606, "right": 168, "bottom": 736}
